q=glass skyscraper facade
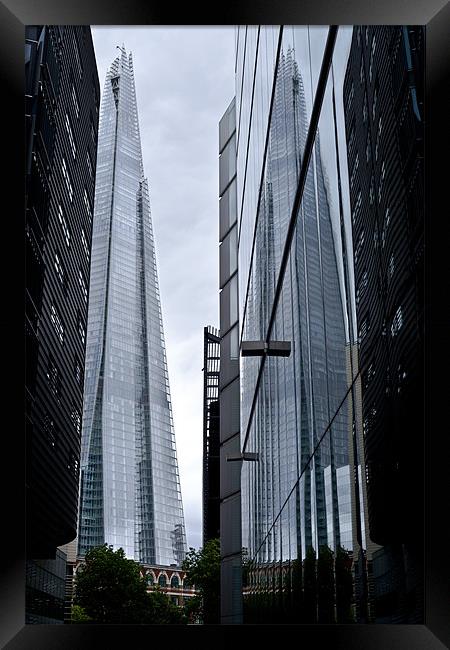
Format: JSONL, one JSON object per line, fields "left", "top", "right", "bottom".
{"left": 78, "top": 47, "right": 187, "bottom": 566}
{"left": 223, "top": 24, "right": 423, "bottom": 624}
{"left": 236, "top": 28, "right": 358, "bottom": 624}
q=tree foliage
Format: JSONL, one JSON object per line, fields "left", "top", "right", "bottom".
{"left": 182, "top": 538, "right": 220, "bottom": 624}
{"left": 73, "top": 544, "right": 185, "bottom": 624}
{"left": 317, "top": 545, "right": 335, "bottom": 623}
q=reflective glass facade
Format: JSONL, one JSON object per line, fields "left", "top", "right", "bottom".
{"left": 231, "top": 25, "right": 423, "bottom": 625}
{"left": 78, "top": 48, "right": 186, "bottom": 566}
{"left": 237, "top": 28, "right": 358, "bottom": 624}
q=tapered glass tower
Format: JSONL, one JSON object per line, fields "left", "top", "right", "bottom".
{"left": 78, "top": 46, "right": 187, "bottom": 566}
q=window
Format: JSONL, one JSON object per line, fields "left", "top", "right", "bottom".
{"left": 352, "top": 191, "right": 362, "bottom": 225}
{"left": 369, "top": 36, "right": 376, "bottom": 82}
{"left": 71, "top": 409, "right": 81, "bottom": 435}
{"left": 388, "top": 252, "right": 395, "bottom": 279}
{"left": 373, "top": 228, "right": 379, "bottom": 249}
{"left": 348, "top": 120, "right": 356, "bottom": 153}
{"left": 54, "top": 252, "right": 65, "bottom": 286}
{"left": 390, "top": 306, "right": 403, "bottom": 337}
{"left": 65, "top": 112, "right": 76, "bottom": 158}
{"left": 74, "top": 357, "right": 82, "bottom": 384}
{"left": 158, "top": 574, "right": 167, "bottom": 587}
{"left": 73, "top": 33, "right": 83, "bottom": 77}
{"left": 358, "top": 315, "right": 369, "bottom": 342}
{"left": 146, "top": 573, "right": 155, "bottom": 586}
{"left": 378, "top": 161, "right": 386, "bottom": 204}
{"left": 46, "top": 355, "right": 60, "bottom": 396}
{"left": 72, "top": 83, "right": 80, "bottom": 119}
{"left": 347, "top": 82, "right": 354, "bottom": 111}
{"left": 43, "top": 414, "right": 57, "bottom": 449}
{"left": 84, "top": 188, "right": 92, "bottom": 221}
{"left": 356, "top": 270, "right": 368, "bottom": 304}
{"left": 62, "top": 156, "right": 73, "bottom": 202}
{"left": 365, "top": 135, "right": 371, "bottom": 163}
{"left": 81, "top": 227, "right": 89, "bottom": 258}
{"left": 397, "top": 362, "right": 407, "bottom": 393}
{"left": 58, "top": 204, "right": 71, "bottom": 246}
{"left": 354, "top": 228, "right": 365, "bottom": 263}
{"left": 350, "top": 153, "right": 359, "bottom": 189}
{"left": 90, "top": 115, "right": 96, "bottom": 144}
{"left": 375, "top": 117, "right": 382, "bottom": 161}
{"left": 171, "top": 575, "right": 180, "bottom": 588}
{"left": 50, "top": 304, "right": 64, "bottom": 343}
{"left": 78, "top": 268, "right": 88, "bottom": 302}
{"left": 68, "top": 450, "right": 79, "bottom": 477}
{"left": 369, "top": 176, "right": 374, "bottom": 205}
{"left": 363, "top": 362, "right": 376, "bottom": 389}
{"left": 372, "top": 84, "right": 378, "bottom": 121}
{"left": 86, "top": 150, "right": 93, "bottom": 179}
{"left": 78, "top": 314, "right": 86, "bottom": 345}
{"left": 363, "top": 416, "right": 369, "bottom": 438}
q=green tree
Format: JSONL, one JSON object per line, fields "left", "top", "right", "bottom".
{"left": 182, "top": 538, "right": 220, "bottom": 624}
{"left": 303, "top": 546, "right": 317, "bottom": 623}
{"left": 291, "top": 557, "right": 304, "bottom": 623}
{"left": 73, "top": 544, "right": 184, "bottom": 624}
{"left": 147, "top": 586, "right": 187, "bottom": 624}
{"left": 70, "top": 604, "right": 92, "bottom": 623}
{"left": 317, "top": 545, "right": 335, "bottom": 623}
{"left": 335, "top": 546, "right": 354, "bottom": 623}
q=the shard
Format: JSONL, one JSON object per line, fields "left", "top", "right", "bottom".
{"left": 78, "top": 46, "right": 187, "bottom": 566}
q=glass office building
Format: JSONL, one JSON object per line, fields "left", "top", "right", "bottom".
{"left": 227, "top": 25, "right": 365, "bottom": 624}
{"left": 227, "top": 25, "right": 424, "bottom": 624}
{"left": 78, "top": 47, "right": 187, "bottom": 566}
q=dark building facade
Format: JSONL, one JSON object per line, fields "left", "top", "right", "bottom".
{"left": 25, "top": 548, "right": 68, "bottom": 624}
{"left": 203, "top": 326, "right": 221, "bottom": 544}
{"left": 25, "top": 26, "right": 99, "bottom": 623}
{"left": 25, "top": 25, "right": 99, "bottom": 560}
{"left": 343, "top": 26, "right": 424, "bottom": 622}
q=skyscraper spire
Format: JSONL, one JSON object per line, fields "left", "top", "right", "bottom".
{"left": 78, "top": 49, "right": 187, "bottom": 566}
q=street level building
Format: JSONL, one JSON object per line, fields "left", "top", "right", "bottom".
{"left": 203, "top": 326, "right": 221, "bottom": 544}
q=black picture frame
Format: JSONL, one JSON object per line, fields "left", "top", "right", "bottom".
{"left": 1, "top": 0, "right": 449, "bottom": 647}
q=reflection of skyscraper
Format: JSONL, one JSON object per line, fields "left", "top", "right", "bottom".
{"left": 78, "top": 47, "right": 186, "bottom": 566}
{"left": 241, "top": 47, "right": 349, "bottom": 566}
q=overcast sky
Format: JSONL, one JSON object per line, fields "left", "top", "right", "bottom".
{"left": 91, "top": 27, "right": 235, "bottom": 551}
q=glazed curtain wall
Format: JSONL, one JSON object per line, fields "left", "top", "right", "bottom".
{"left": 78, "top": 48, "right": 186, "bottom": 566}
{"left": 236, "top": 26, "right": 365, "bottom": 623}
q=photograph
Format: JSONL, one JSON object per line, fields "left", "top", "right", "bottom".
{"left": 2, "top": 6, "right": 445, "bottom": 647}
